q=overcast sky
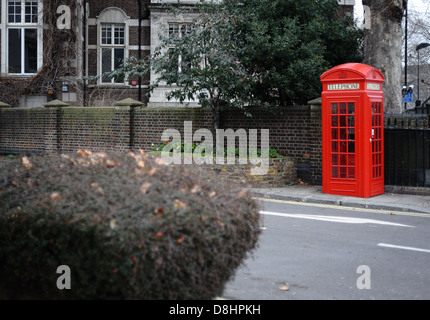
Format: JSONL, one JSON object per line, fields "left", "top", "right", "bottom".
{"left": 355, "top": 0, "right": 429, "bottom": 21}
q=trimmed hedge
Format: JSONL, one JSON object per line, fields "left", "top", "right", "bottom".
{"left": 0, "top": 151, "right": 260, "bottom": 300}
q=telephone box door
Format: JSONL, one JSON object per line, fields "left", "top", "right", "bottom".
{"left": 324, "top": 98, "right": 359, "bottom": 195}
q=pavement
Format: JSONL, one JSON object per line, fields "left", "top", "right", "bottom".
{"left": 249, "top": 184, "right": 430, "bottom": 214}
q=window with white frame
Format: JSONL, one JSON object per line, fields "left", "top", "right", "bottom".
{"left": 100, "top": 23, "right": 125, "bottom": 84}
{"left": 6, "top": 0, "right": 41, "bottom": 75}
{"left": 168, "top": 23, "right": 192, "bottom": 74}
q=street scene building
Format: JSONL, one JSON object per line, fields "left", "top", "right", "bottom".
{"left": 0, "top": 0, "right": 355, "bottom": 108}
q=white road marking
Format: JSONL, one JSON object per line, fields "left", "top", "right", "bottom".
{"left": 378, "top": 243, "right": 430, "bottom": 253}
{"left": 259, "top": 211, "right": 414, "bottom": 228}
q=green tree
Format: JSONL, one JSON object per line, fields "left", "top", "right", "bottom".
{"left": 231, "top": 0, "right": 362, "bottom": 106}
{"left": 104, "top": 0, "right": 362, "bottom": 129}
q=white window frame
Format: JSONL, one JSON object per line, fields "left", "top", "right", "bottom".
{"left": 168, "top": 22, "right": 192, "bottom": 74}
{"left": 1, "top": 0, "right": 43, "bottom": 75}
{"left": 96, "top": 8, "right": 130, "bottom": 86}
{"left": 100, "top": 23, "right": 126, "bottom": 84}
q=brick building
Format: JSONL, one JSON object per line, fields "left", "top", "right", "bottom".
{"left": 0, "top": 0, "right": 355, "bottom": 108}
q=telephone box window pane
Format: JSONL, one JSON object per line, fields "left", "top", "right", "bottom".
{"left": 340, "top": 128, "right": 347, "bottom": 140}
{"left": 332, "top": 129, "right": 338, "bottom": 140}
{"left": 348, "top": 129, "right": 355, "bottom": 141}
{"left": 340, "top": 103, "right": 347, "bottom": 114}
{"left": 348, "top": 167, "right": 355, "bottom": 179}
{"left": 339, "top": 116, "right": 346, "bottom": 127}
{"left": 340, "top": 154, "right": 347, "bottom": 166}
{"left": 331, "top": 103, "right": 338, "bottom": 114}
{"left": 25, "top": 29, "right": 37, "bottom": 74}
{"left": 332, "top": 154, "right": 338, "bottom": 165}
{"left": 348, "top": 116, "right": 355, "bottom": 127}
{"left": 348, "top": 141, "right": 355, "bottom": 153}
{"left": 332, "top": 142, "right": 338, "bottom": 152}
{"left": 339, "top": 141, "right": 347, "bottom": 153}
{"left": 348, "top": 103, "right": 355, "bottom": 114}
{"left": 340, "top": 167, "right": 347, "bottom": 179}
{"left": 332, "top": 167, "right": 338, "bottom": 178}
{"left": 348, "top": 154, "right": 355, "bottom": 166}
{"left": 8, "top": 29, "right": 22, "bottom": 73}
{"left": 332, "top": 116, "right": 338, "bottom": 127}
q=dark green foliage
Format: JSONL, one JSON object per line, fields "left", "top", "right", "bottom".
{"left": 227, "top": 0, "right": 363, "bottom": 106}
{"left": 0, "top": 151, "right": 260, "bottom": 299}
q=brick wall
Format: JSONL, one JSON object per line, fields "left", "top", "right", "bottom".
{"left": 220, "top": 106, "right": 322, "bottom": 184}
{"left": 0, "top": 104, "right": 323, "bottom": 184}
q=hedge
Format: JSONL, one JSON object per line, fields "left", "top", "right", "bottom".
{"left": 0, "top": 150, "right": 260, "bottom": 299}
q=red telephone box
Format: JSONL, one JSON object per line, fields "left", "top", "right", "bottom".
{"left": 321, "top": 63, "right": 385, "bottom": 198}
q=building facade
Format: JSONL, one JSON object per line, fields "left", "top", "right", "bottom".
{"left": 0, "top": 0, "right": 355, "bottom": 108}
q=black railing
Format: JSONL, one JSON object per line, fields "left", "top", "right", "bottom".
{"left": 385, "top": 116, "right": 430, "bottom": 187}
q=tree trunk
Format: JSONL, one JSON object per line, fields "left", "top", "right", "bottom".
{"left": 362, "top": 0, "right": 406, "bottom": 114}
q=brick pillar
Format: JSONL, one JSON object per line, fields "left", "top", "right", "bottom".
{"left": 0, "top": 102, "right": 11, "bottom": 152}
{"left": 44, "top": 100, "right": 70, "bottom": 154}
{"left": 114, "top": 98, "right": 145, "bottom": 151}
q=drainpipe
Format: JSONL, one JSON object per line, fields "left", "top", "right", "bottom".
{"left": 83, "top": 0, "right": 88, "bottom": 106}
{"left": 138, "top": 0, "right": 150, "bottom": 102}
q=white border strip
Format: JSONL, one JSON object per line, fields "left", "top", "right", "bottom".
{"left": 378, "top": 243, "right": 430, "bottom": 253}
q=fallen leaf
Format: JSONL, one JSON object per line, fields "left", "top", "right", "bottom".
{"left": 109, "top": 219, "right": 118, "bottom": 230}
{"left": 174, "top": 199, "right": 187, "bottom": 209}
{"left": 137, "top": 160, "right": 145, "bottom": 169}
{"left": 155, "top": 158, "right": 167, "bottom": 166}
{"left": 153, "top": 207, "right": 165, "bottom": 216}
{"left": 140, "top": 182, "right": 152, "bottom": 194}
{"left": 176, "top": 236, "right": 185, "bottom": 245}
{"left": 279, "top": 284, "right": 290, "bottom": 291}
{"left": 12, "top": 179, "right": 19, "bottom": 186}
{"left": 90, "top": 182, "right": 104, "bottom": 195}
{"left": 238, "top": 190, "right": 247, "bottom": 198}
{"left": 77, "top": 149, "right": 92, "bottom": 157}
{"left": 209, "top": 191, "right": 216, "bottom": 198}
{"left": 90, "top": 182, "right": 100, "bottom": 188}
{"left": 191, "top": 185, "right": 202, "bottom": 193}
{"left": 50, "top": 192, "right": 62, "bottom": 202}
{"left": 156, "top": 232, "right": 163, "bottom": 239}
{"left": 148, "top": 168, "right": 157, "bottom": 176}
{"left": 22, "top": 156, "right": 34, "bottom": 170}
{"left": 104, "top": 159, "right": 117, "bottom": 168}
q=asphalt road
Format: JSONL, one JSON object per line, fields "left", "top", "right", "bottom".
{"left": 222, "top": 199, "right": 430, "bottom": 300}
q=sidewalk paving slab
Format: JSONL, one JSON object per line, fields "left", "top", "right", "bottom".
{"left": 249, "top": 185, "right": 430, "bottom": 214}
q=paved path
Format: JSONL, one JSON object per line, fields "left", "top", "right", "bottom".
{"left": 249, "top": 185, "right": 430, "bottom": 214}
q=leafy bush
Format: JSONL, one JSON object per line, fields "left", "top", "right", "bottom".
{"left": 0, "top": 150, "right": 260, "bottom": 300}
{"left": 152, "top": 141, "right": 284, "bottom": 159}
